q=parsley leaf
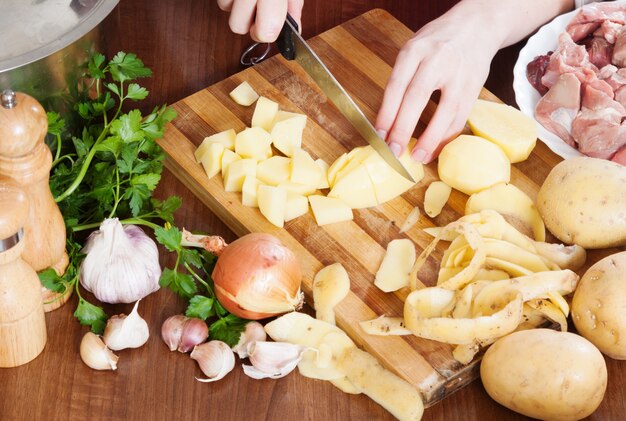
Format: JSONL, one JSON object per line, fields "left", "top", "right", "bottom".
{"left": 38, "top": 268, "right": 68, "bottom": 294}
{"left": 74, "top": 299, "right": 108, "bottom": 334}
{"left": 109, "top": 52, "right": 152, "bottom": 83}
{"left": 185, "top": 295, "right": 216, "bottom": 320}
{"left": 155, "top": 226, "right": 182, "bottom": 252}
{"left": 209, "top": 315, "right": 248, "bottom": 347}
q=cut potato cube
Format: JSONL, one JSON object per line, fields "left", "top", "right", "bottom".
{"left": 194, "top": 129, "right": 236, "bottom": 162}
{"left": 438, "top": 134, "right": 511, "bottom": 195}
{"left": 328, "top": 165, "right": 378, "bottom": 209}
{"left": 315, "top": 159, "right": 330, "bottom": 189}
{"left": 229, "top": 81, "right": 259, "bottom": 106}
{"left": 285, "top": 194, "right": 309, "bottom": 222}
{"left": 468, "top": 99, "right": 537, "bottom": 163}
{"left": 256, "top": 156, "right": 291, "bottom": 186}
{"left": 291, "top": 149, "right": 324, "bottom": 187}
{"left": 362, "top": 151, "right": 414, "bottom": 204}
{"left": 424, "top": 181, "right": 452, "bottom": 218}
{"left": 224, "top": 159, "right": 256, "bottom": 192}
{"left": 334, "top": 147, "right": 372, "bottom": 185}
{"left": 221, "top": 149, "right": 242, "bottom": 179}
{"left": 327, "top": 153, "right": 349, "bottom": 187}
{"left": 235, "top": 127, "right": 273, "bottom": 160}
{"left": 278, "top": 182, "right": 317, "bottom": 196}
{"left": 374, "top": 239, "right": 416, "bottom": 292}
{"left": 271, "top": 112, "right": 307, "bottom": 157}
{"left": 242, "top": 175, "right": 262, "bottom": 207}
{"left": 198, "top": 141, "right": 225, "bottom": 179}
{"left": 251, "top": 96, "right": 279, "bottom": 131}
{"left": 258, "top": 185, "right": 287, "bottom": 228}
{"left": 309, "top": 195, "right": 353, "bottom": 226}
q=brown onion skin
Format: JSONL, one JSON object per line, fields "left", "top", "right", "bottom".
{"left": 212, "top": 233, "right": 302, "bottom": 320}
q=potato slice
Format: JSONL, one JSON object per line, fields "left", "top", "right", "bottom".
{"left": 257, "top": 185, "right": 287, "bottom": 228}
{"left": 327, "top": 153, "right": 350, "bottom": 187}
{"left": 424, "top": 181, "right": 451, "bottom": 218}
{"left": 265, "top": 312, "right": 354, "bottom": 349}
{"left": 467, "top": 99, "right": 537, "bottom": 163}
{"left": 251, "top": 96, "right": 279, "bottom": 131}
{"left": 399, "top": 207, "right": 421, "bottom": 234}
{"left": 328, "top": 164, "right": 378, "bottom": 209}
{"left": 285, "top": 193, "right": 309, "bottom": 222}
{"left": 270, "top": 111, "right": 307, "bottom": 157}
{"left": 438, "top": 135, "right": 510, "bottom": 195}
{"left": 229, "top": 81, "right": 259, "bottom": 106}
{"left": 241, "top": 175, "right": 261, "bottom": 207}
{"left": 277, "top": 181, "right": 317, "bottom": 196}
{"left": 194, "top": 129, "right": 236, "bottom": 162}
{"left": 291, "top": 149, "right": 324, "bottom": 187}
{"left": 221, "top": 149, "right": 241, "bottom": 179}
{"left": 359, "top": 316, "right": 411, "bottom": 336}
{"left": 375, "top": 239, "right": 416, "bottom": 292}
{"left": 315, "top": 159, "right": 330, "bottom": 189}
{"left": 309, "top": 195, "right": 353, "bottom": 226}
{"left": 235, "top": 127, "right": 272, "bottom": 160}
{"left": 465, "top": 183, "right": 545, "bottom": 241}
{"left": 313, "top": 262, "right": 350, "bottom": 325}
{"left": 256, "top": 156, "right": 291, "bottom": 186}
{"left": 198, "top": 141, "right": 225, "bottom": 179}
{"left": 223, "top": 159, "right": 256, "bottom": 192}
{"left": 362, "top": 151, "right": 415, "bottom": 204}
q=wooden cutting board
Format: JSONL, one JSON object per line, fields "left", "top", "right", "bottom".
{"left": 157, "top": 9, "right": 564, "bottom": 406}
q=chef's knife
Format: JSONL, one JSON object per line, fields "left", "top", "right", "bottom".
{"left": 276, "top": 14, "right": 415, "bottom": 182}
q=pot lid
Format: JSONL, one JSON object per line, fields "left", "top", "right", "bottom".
{"left": 0, "top": 0, "right": 119, "bottom": 72}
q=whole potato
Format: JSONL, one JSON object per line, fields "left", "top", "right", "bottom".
{"left": 572, "top": 251, "right": 626, "bottom": 359}
{"left": 481, "top": 329, "right": 607, "bottom": 420}
{"left": 537, "top": 157, "right": 626, "bottom": 248}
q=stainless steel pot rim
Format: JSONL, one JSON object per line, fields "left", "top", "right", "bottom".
{"left": 0, "top": 0, "right": 119, "bottom": 73}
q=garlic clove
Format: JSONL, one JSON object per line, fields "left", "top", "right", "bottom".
{"left": 178, "top": 317, "right": 209, "bottom": 353}
{"left": 80, "top": 332, "right": 119, "bottom": 370}
{"left": 191, "top": 341, "right": 235, "bottom": 382}
{"left": 243, "top": 341, "right": 307, "bottom": 379}
{"left": 103, "top": 300, "right": 150, "bottom": 351}
{"left": 161, "top": 314, "right": 187, "bottom": 351}
{"left": 232, "top": 321, "right": 267, "bottom": 359}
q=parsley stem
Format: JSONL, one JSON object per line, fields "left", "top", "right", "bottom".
{"left": 109, "top": 166, "right": 121, "bottom": 218}
{"left": 183, "top": 262, "right": 211, "bottom": 292}
{"left": 51, "top": 154, "right": 76, "bottom": 169}
{"left": 54, "top": 133, "right": 62, "bottom": 162}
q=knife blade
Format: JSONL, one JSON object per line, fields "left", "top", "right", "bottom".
{"left": 277, "top": 14, "right": 415, "bottom": 182}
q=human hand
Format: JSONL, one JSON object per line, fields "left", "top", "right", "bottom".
{"left": 217, "top": 0, "right": 304, "bottom": 43}
{"left": 375, "top": 18, "right": 498, "bottom": 164}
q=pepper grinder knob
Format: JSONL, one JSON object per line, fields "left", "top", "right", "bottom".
{"left": 0, "top": 90, "right": 48, "bottom": 157}
{"left": 1, "top": 89, "right": 17, "bottom": 109}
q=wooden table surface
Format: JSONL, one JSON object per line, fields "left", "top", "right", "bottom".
{"left": 2, "top": 8, "right": 626, "bottom": 421}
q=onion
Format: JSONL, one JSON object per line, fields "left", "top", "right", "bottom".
{"left": 212, "top": 233, "right": 304, "bottom": 320}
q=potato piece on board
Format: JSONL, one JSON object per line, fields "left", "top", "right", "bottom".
{"left": 257, "top": 185, "right": 288, "bottom": 228}
{"left": 256, "top": 156, "right": 291, "bottom": 186}
{"left": 291, "top": 149, "right": 324, "bottom": 187}
{"left": 315, "top": 159, "right": 330, "bottom": 189}
{"left": 328, "top": 164, "right": 378, "bottom": 209}
{"left": 194, "top": 129, "right": 236, "bottom": 162}
{"left": 198, "top": 141, "right": 225, "bottom": 179}
{"left": 223, "top": 159, "right": 256, "bottom": 192}
{"left": 424, "top": 181, "right": 451, "bottom": 218}
{"left": 468, "top": 99, "right": 537, "bottom": 163}
{"left": 229, "top": 81, "right": 259, "bottom": 106}
{"left": 438, "top": 135, "right": 510, "bottom": 195}
{"left": 235, "top": 127, "right": 272, "bottom": 160}
{"left": 221, "top": 149, "right": 241, "bottom": 179}
{"left": 241, "top": 175, "right": 261, "bottom": 207}
{"left": 375, "top": 239, "right": 416, "bottom": 292}
{"left": 271, "top": 111, "right": 307, "bottom": 157}
{"left": 313, "top": 263, "right": 350, "bottom": 325}
{"left": 251, "top": 96, "right": 279, "bottom": 131}
{"left": 309, "top": 195, "right": 353, "bottom": 226}
{"left": 285, "top": 193, "right": 309, "bottom": 222}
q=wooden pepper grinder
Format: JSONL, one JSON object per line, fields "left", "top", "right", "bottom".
{"left": 0, "top": 89, "right": 70, "bottom": 311}
{"left": 0, "top": 180, "right": 47, "bottom": 367}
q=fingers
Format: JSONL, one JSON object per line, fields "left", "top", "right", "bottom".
{"left": 217, "top": 0, "right": 234, "bottom": 11}
{"left": 250, "top": 0, "right": 289, "bottom": 42}
{"left": 411, "top": 89, "right": 459, "bottom": 163}
{"left": 287, "top": 0, "right": 304, "bottom": 30}
{"left": 228, "top": 0, "right": 257, "bottom": 35}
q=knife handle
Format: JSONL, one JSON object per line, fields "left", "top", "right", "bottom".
{"left": 277, "top": 13, "right": 299, "bottom": 61}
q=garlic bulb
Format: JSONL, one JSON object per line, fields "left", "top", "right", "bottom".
{"left": 191, "top": 341, "right": 235, "bottom": 382}
{"left": 242, "top": 341, "right": 307, "bottom": 379}
{"left": 80, "top": 332, "right": 119, "bottom": 370}
{"left": 232, "top": 321, "right": 266, "bottom": 358}
{"left": 80, "top": 218, "right": 161, "bottom": 304}
{"left": 103, "top": 300, "right": 150, "bottom": 351}
{"left": 161, "top": 315, "right": 209, "bottom": 352}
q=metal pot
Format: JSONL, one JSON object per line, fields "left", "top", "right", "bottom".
{"left": 0, "top": 0, "right": 118, "bottom": 125}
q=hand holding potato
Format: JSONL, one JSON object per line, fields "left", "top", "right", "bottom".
{"left": 217, "top": 0, "right": 303, "bottom": 42}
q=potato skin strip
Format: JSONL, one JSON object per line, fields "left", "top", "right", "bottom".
{"left": 359, "top": 316, "right": 412, "bottom": 336}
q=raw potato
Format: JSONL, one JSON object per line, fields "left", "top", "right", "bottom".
{"left": 221, "top": 149, "right": 241, "bottom": 178}
{"left": 424, "top": 181, "right": 451, "bottom": 218}
{"left": 235, "top": 127, "right": 272, "bottom": 160}
{"left": 309, "top": 195, "right": 353, "bottom": 226}
{"left": 399, "top": 206, "right": 421, "bottom": 233}
{"left": 572, "top": 251, "right": 626, "bottom": 359}
{"left": 313, "top": 263, "right": 350, "bottom": 325}
{"left": 465, "top": 183, "right": 545, "bottom": 241}
{"left": 257, "top": 185, "right": 287, "bottom": 228}
{"left": 481, "top": 329, "right": 607, "bottom": 421}
{"left": 229, "top": 81, "right": 259, "bottom": 106}
{"left": 467, "top": 99, "right": 537, "bottom": 163}
{"left": 198, "top": 141, "right": 224, "bottom": 179}
{"left": 284, "top": 194, "right": 309, "bottom": 222}
{"left": 438, "top": 135, "right": 511, "bottom": 195}
{"left": 291, "top": 149, "right": 324, "bottom": 187}
{"left": 537, "top": 157, "right": 626, "bottom": 248}
{"left": 375, "top": 239, "right": 416, "bottom": 292}
{"left": 241, "top": 176, "right": 261, "bottom": 207}
{"left": 194, "top": 129, "right": 236, "bottom": 162}
{"left": 256, "top": 156, "right": 291, "bottom": 186}
{"left": 271, "top": 111, "right": 307, "bottom": 157}
{"left": 223, "top": 159, "right": 256, "bottom": 192}
{"left": 251, "top": 96, "right": 279, "bottom": 131}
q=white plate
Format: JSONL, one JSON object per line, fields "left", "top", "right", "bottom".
{"left": 513, "top": 1, "right": 626, "bottom": 160}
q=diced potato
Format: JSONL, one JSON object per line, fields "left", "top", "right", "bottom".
{"left": 468, "top": 99, "right": 537, "bottom": 163}
{"left": 374, "top": 239, "right": 416, "bottom": 292}
{"left": 198, "top": 141, "right": 225, "bottom": 179}
{"left": 309, "top": 195, "right": 353, "bottom": 226}
{"left": 438, "top": 135, "right": 511, "bottom": 195}
{"left": 327, "top": 153, "right": 349, "bottom": 187}
{"left": 223, "top": 158, "right": 256, "bottom": 192}
{"left": 258, "top": 185, "right": 288, "bottom": 228}
{"left": 424, "top": 181, "right": 452, "bottom": 218}
{"left": 313, "top": 263, "right": 350, "bottom": 325}
{"left": 257, "top": 156, "right": 291, "bottom": 186}
{"left": 285, "top": 193, "right": 309, "bottom": 222}
{"left": 251, "top": 96, "right": 279, "bottom": 131}
{"left": 291, "top": 149, "right": 323, "bottom": 187}
{"left": 194, "top": 129, "right": 236, "bottom": 162}
{"left": 229, "top": 81, "right": 259, "bottom": 106}
{"left": 235, "top": 127, "right": 273, "bottom": 160}
{"left": 334, "top": 147, "right": 372, "bottom": 185}
{"left": 328, "top": 165, "right": 378, "bottom": 209}
{"left": 362, "top": 151, "right": 414, "bottom": 204}
{"left": 315, "top": 159, "right": 330, "bottom": 189}
{"left": 278, "top": 181, "right": 317, "bottom": 196}
{"left": 398, "top": 141, "right": 425, "bottom": 182}
{"left": 221, "top": 149, "right": 241, "bottom": 179}
{"left": 271, "top": 112, "right": 307, "bottom": 157}
{"left": 242, "top": 175, "right": 262, "bottom": 207}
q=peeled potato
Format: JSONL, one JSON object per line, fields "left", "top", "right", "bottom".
{"left": 438, "top": 135, "right": 510, "bottom": 195}
{"left": 467, "top": 99, "right": 537, "bottom": 163}
{"left": 229, "top": 81, "right": 259, "bottom": 106}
